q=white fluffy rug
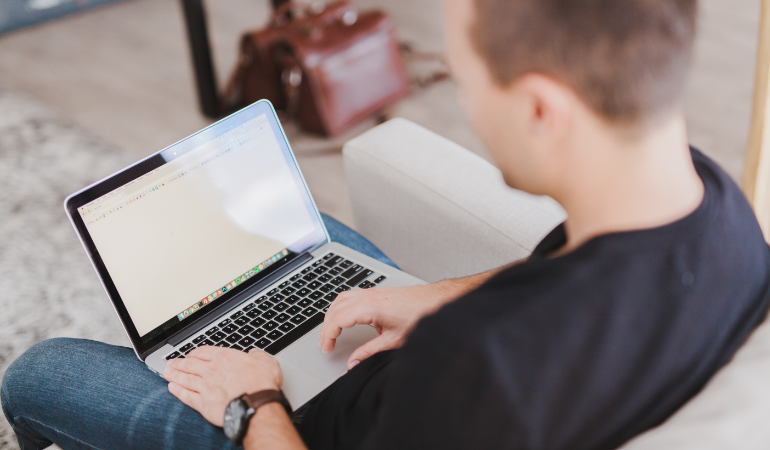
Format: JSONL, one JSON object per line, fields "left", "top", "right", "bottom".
{"left": 0, "top": 84, "right": 134, "bottom": 449}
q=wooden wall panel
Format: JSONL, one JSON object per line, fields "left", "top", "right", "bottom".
{"left": 743, "top": 0, "right": 770, "bottom": 242}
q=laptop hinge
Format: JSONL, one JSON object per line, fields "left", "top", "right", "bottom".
{"left": 165, "top": 252, "right": 314, "bottom": 347}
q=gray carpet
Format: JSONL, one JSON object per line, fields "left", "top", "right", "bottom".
{"left": 0, "top": 83, "right": 132, "bottom": 450}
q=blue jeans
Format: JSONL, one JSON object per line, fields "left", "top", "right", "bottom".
{"left": 1, "top": 214, "right": 395, "bottom": 450}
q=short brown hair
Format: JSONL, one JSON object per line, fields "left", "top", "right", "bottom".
{"left": 471, "top": 0, "right": 697, "bottom": 123}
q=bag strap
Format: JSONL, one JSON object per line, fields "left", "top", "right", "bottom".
{"left": 400, "top": 42, "right": 451, "bottom": 89}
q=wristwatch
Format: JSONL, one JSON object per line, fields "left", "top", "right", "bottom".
{"left": 223, "top": 389, "right": 292, "bottom": 446}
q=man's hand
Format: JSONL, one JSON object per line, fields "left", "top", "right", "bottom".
{"left": 319, "top": 280, "right": 471, "bottom": 369}
{"left": 163, "top": 346, "right": 282, "bottom": 427}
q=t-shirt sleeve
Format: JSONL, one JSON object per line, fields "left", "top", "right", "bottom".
{"left": 360, "top": 321, "right": 519, "bottom": 450}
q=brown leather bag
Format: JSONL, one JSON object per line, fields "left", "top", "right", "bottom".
{"left": 222, "top": 1, "right": 355, "bottom": 113}
{"left": 223, "top": 1, "right": 409, "bottom": 137}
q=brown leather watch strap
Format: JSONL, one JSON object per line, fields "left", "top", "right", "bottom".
{"left": 243, "top": 389, "right": 292, "bottom": 416}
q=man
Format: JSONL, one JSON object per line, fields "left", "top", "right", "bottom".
{"left": 3, "top": 0, "right": 770, "bottom": 449}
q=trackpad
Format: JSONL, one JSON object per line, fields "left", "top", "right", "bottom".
{"left": 283, "top": 325, "right": 379, "bottom": 382}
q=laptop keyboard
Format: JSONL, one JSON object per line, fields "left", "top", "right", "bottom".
{"left": 164, "top": 253, "right": 387, "bottom": 360}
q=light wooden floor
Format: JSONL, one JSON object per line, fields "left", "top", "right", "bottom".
{"left": 0, "top": 0, "right": 761, "bottom": 228}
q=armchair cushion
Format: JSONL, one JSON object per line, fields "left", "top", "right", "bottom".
{"left": 343, "top": 117, "right": 566, "bottom": 283}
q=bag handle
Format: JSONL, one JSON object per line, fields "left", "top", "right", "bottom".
{"left": 270, "top": 1, "right": 340, "bottom": 27}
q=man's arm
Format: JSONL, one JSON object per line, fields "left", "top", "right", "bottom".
{"left": 164, "top": 346, "right": 306, "bottom": 449}
{"left": 318, "top": 264, "right": 511, "bottom": 369}
{"left": 243, "top": 403, "right": 306, "bottom": 450}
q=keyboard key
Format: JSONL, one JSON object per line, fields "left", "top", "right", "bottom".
{"left": 230, "top": 344, "right": 244, "bottom": 351}
{"left": 239, "top": 336, "right": 256, "bottom": 347}
{"left": 285, "top": 295, "right": 300, "bottom": 304}
{"left": 297, "top": 298, "right": 312, "bottom": 308}
{"left": 360, "top": 281, "right": 375, "bottom": 289}
{"left": 374, "top": 276, "right": 387, "bottom": 284}
{"left": 303, "top": 273, "right": 318, "bottom": 281}
{"left": 255, "top": 296, "right": 267, "bottom": 303}
{"left": 244, "top": 303, "right": 256, "bottom": 312}
{"left": 238, "top": 324, "right": 255, "bottom": 335}
{"left": 323, "top": 253, "right": 336, "bottom": 260}
{"left": 324, "top": 292, "right": 339, "bottom": 301}
{"left": 218, "top": 318, "right": 232, "bottom": 328}
{"left": 180, "top": 343, "right": 194, "bottom": 353}
{"left": 211, "top": 331, "right": 226, "bottom": 342}
{"left": 267, "top": 288, "right": 279, "bottom": 296}
{"left": 339, "top": 259, "right": 354, "bottom": 269}
{"left": 275, "top": 313, "right": 290, "bottom": 323}
{"left": 258, "top": 301, "right": 274, "bottom": 311}
{"left": 324, "top": 255, "right": 343, "bottom": 267}
{"left": 272, "top": 294, "right": 286, "bottom": 302}
{"left": 302, "top": 307, "right": 318, "bottom": 317}
{"left": 267, "top": 330, "right": 284, "bottom": 340}
{"left": 262, "top": 310, "right": 277, "bottom": 319}
{"left": 297, "top": 288, "right": 311, "bottom": 297}
{"left": 251, "top": 328, "right": 267, "bottom": 338}
{"left": 184, "top": 347, "right": 196, "bottom": 355}
{"left": 166, "top": 352, "right": 181, "bottom": 360}
{"left": 319, "top": 284, "right": 334, "bottom": 293}
{"left": 331, "top": 276, "right": 347, "bottom": 286}
{"left": 279, "top": 281, "right": 291, "bottom": 288}
{"left": 256, "top": 338, "right": 271, "bottom": 349}
{"left": 329, "top": 266, "right": 343, "bottom": 276}
{"left": 192, "top": 335, "right": 206, "bottom": 345}
{"left": 290, "top": 315, "right": 306, "bottom": 325}
{"left": 280, "top": 288, "right": 295, "bottom": 297}
{"left": 292, "top": 280, "right": 307, "bottom": 289}
{"left": 287, "top": 305, "right": 302, "bottom": 315}
{"left": 225, "top": 333, "right": 242, "bottom": 344}
{"left": 309, "top": 291, "right": 323, "bottom": 300}
{"left": 301, "top": 266, "right": 314, "bottom": 274}
{"left": 246, "top": 309, "right": 261, "bottom": 319}
{"left": 319, "top": 274, "right": 332, "bottom": 282}
{"left": 341, "top": 265, "right": 363, "bottom": 279}
{"left": 273, "top": 302, "right": 289, "bottom": 312}
{"left": 314, "top": 266, "right": 328, "bottom": 274}
{"left": 264, "top": 321, "right": 279, "bottom": 331}
{"left": 312, "top": 259, "right": 325, "bottom": 267}
{"left": 230, "top": 311, "right": 244, "bottom": 320}
{"left": 222, "top": 324, "right": 238, "bottom": 334}
{"left": 234, "top": 317, "right": 249, "bottom": 327}
{"left": 347, "top": 270, "right": 374, "bottom": 287}
{"left": 215, "top": 341, "right": 229, "bottom": 348}
{"left": 308, "top": 281, "right": 322, "bottom": 290}
{"left": 201, "top": 339, "right": 214, "bottom": 346}
{"left": 278, "top": 322, "right": 295, "bottom": 333}
{"left": 205, "top": 326, "right": 220, "bottom": 336}
{"left": 250, "top": 317, "right": 266, "bottom": 327}
{"left": 313, "top": 300, "right": 329, "bottom": 309}
{"left": 290, "top": 273, "right": 302, "bottom": 281}
{"left": 335, "top": 285, "right": 350, "bottom": 293}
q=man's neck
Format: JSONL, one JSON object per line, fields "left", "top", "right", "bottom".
{"left": 552, "top": 113, "right": 704, "bottom": 255}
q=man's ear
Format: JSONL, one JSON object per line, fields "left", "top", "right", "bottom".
{"left": 513, "top": 73, "right": 573, "bottom": 149}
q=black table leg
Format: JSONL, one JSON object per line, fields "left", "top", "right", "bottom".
{"left": 180, "top": 0, "right": 219, "bottom": 118}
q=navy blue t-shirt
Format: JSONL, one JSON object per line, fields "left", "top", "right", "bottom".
{"left": 297, "top": 148, "right": 770, "bottom": 450}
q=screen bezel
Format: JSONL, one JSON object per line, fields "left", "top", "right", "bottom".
{"left": 63, "top": 100, "right": 329, "bottom": 358}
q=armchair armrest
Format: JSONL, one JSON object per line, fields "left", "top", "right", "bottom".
{"left": 343, "top": 118, "right": 566, "bottom": 282}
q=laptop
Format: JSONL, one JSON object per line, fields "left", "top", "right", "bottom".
{"left": 64, "top": 100, "right": 425, "bottom": 408}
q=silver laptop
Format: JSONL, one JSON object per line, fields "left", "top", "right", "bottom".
{"left": 64, "top": 100, "right": 424, "bottom": 408}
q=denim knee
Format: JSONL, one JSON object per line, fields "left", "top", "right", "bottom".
{"left": 1, "top": 338, "right": 75, "bottom": 422}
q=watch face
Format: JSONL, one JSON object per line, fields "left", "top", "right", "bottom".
{"left": 224, "top": 398, "right": 248, "bottom": 441}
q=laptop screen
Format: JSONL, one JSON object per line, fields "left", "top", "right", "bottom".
{"left": 71, "top": 103, "right": 326, "bottom": 345}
